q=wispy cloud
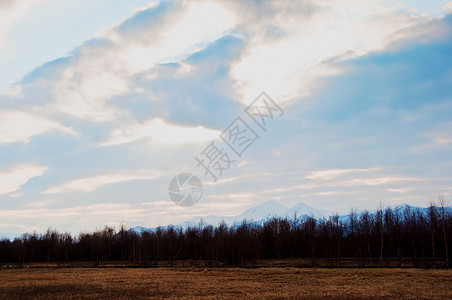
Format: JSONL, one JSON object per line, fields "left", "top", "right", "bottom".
{"left": 0, "top": 84, "right": 22, "bottom": 98}
{"left": 102, "top": 118, "right": 220, "bottom": 146}
{"left": 43, "top": 169, "right": 161, "bottom": 194}
{"left": 0, "top": 223, "right": 39, "bottom": 239}
{"left": 306, "top": 168, "right": 378, "bottom": 180}
{"left": 387, "top": 187, "right": 418, "bottom": 193}
{"left": 0, "top": 0, "right": 43, "bottom": 50}
{"left": 443, "top": 1, "right": 452, "bottom": 14}
{"left": 430, "top": 131, "right": 452, "bottom": 146}
{"left": 410, "top": 128, "right": 452, "bottom": 152}
{"left": 337, "top": 176, "right": 425, "bottom": 187}
{"left": 0, "top": 200, "right": 249, "bottom": 238}
{"left": 0, "top": 110, "right": 76, "bottom": 144}
{"left": 0, "top": 164, "right": 47, "bottom": 196}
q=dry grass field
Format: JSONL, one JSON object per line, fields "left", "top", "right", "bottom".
{"left": 1, "top": 267, "right": 451, "bottom": 299}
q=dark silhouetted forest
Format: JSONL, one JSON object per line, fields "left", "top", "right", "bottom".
{"left": 1, "top": 201, "right": 451, "bottom": 268}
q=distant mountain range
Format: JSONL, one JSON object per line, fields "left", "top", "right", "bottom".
{"left": 131, "top": 200, "right": 332, "bottom": 233}
{"left": 130, "top": 200, "right": 452, "bottom": 234}
{"left": 181, "top": 200, "right": 330, "bottom": 227}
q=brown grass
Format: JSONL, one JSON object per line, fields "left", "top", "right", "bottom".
{"left": 1, "top": 267, "right": 451, "bottom": 299}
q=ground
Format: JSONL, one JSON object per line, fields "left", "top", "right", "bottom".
{"left": 1, "top": 267, "right": 451, "bottom": 299}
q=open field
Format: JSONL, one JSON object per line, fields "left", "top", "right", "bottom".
{"left": 1, "top": 267, "right": 451, "bottom": 299}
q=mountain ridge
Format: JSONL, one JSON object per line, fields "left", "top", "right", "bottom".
{"left": 130, "top": 200, "right": 452, "bottom": 234}
{"left": 131, "top": 200, "right": 333, "bottom": 233}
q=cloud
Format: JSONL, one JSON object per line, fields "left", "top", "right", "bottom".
{"left": 0, "top": 164, "right": 47, "bottom": 196}
{"left": 0, "top": 0, "right": 44, "bottom": 50}
{"left": 10, "top": 0, "right": 439, "bottom": 128}
{"left": 51, "top": 60, "right": 130, "bottom": 122}
{"left": 337, "top": 176, "right": 425, "bottom": 187}
{"left": 102, "top": 118, "right": 220, "bottom": 146}
{"left": 429, "top": 130, "right": 452, "bottom": 146}
{"left": 311, "top": 191, "right": 358, "bottom": 197}
{"left": 115, "top": 1, "right": 237, "bottom": 72}
{"left": 0, "top": 202, "right": 149, "bottom": 238}
{"left": 443, "top": 1, "right": 452, "bottom": 14}
{"left": 228, "top": 0, "right": 424, "bottom": 105}
{"left": 43, "top": 169, "right": 161, "bottom": 194}
{"left": 0, "top": 200, "right": 246, "bottom": 236}
{"left": 0, "top": 203, "right": 145, "bottom": 219}
{"left": 0, "top": 84, "right": 22, "bottom": 98}
{"left": 387, "top": 187, "right": 417, "bottom": 193}
{"left": 306, "top": 168, "right": 379, "bottom": 180}
{"left": 0, "top": 223, "right": 39, "bottom": 239}
{"left": 0, "top": 110, "right": 76, "bottom": 144}
{"left": 49, "top": 0, "right": 236, "bottom": 122}
{"left": 256, "top": 169, "right": 428, "bottom": 197}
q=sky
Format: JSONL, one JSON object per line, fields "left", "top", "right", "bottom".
{"left": 1, "top": 0, "right": 452, "bottom": 239}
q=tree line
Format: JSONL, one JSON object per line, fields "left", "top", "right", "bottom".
{"left": 1, "top": 199, "right": 450, "bottom": 268}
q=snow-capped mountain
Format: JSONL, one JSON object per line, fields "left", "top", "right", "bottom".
{"left": 129, "top": 200, "right": 452, "bottom": 234}
{"left": 130, "top": 200, "right": 331, "bottom": 233}
{"left": 235, "top": 200, "right": 289, "bottom": 222}
{"left": 285, "top": 201, "right": 330, "bottom": 219}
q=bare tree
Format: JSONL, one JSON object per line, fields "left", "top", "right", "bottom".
{"left": 439, "top": 195, "right": 449, "bottom": 266}
{"left": 360, "top": 210, "right": 373, "bottom": 264}
{"left": 376, "top": 205, "right": 384, "bottom": 265}
{"left": 331, "top": 214, "right": 343, "bottom": 265}
{"left": 303, "top": 216, "right": 317, "bottom": 266}
{"left": 394, "top": 207, "right": 402, "bottom": 267}
{"left": 428, "top": 202, "right": 438, "bottom": 265}
{"left": 348, "top": 208, "right": 360, "bottom": 261}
